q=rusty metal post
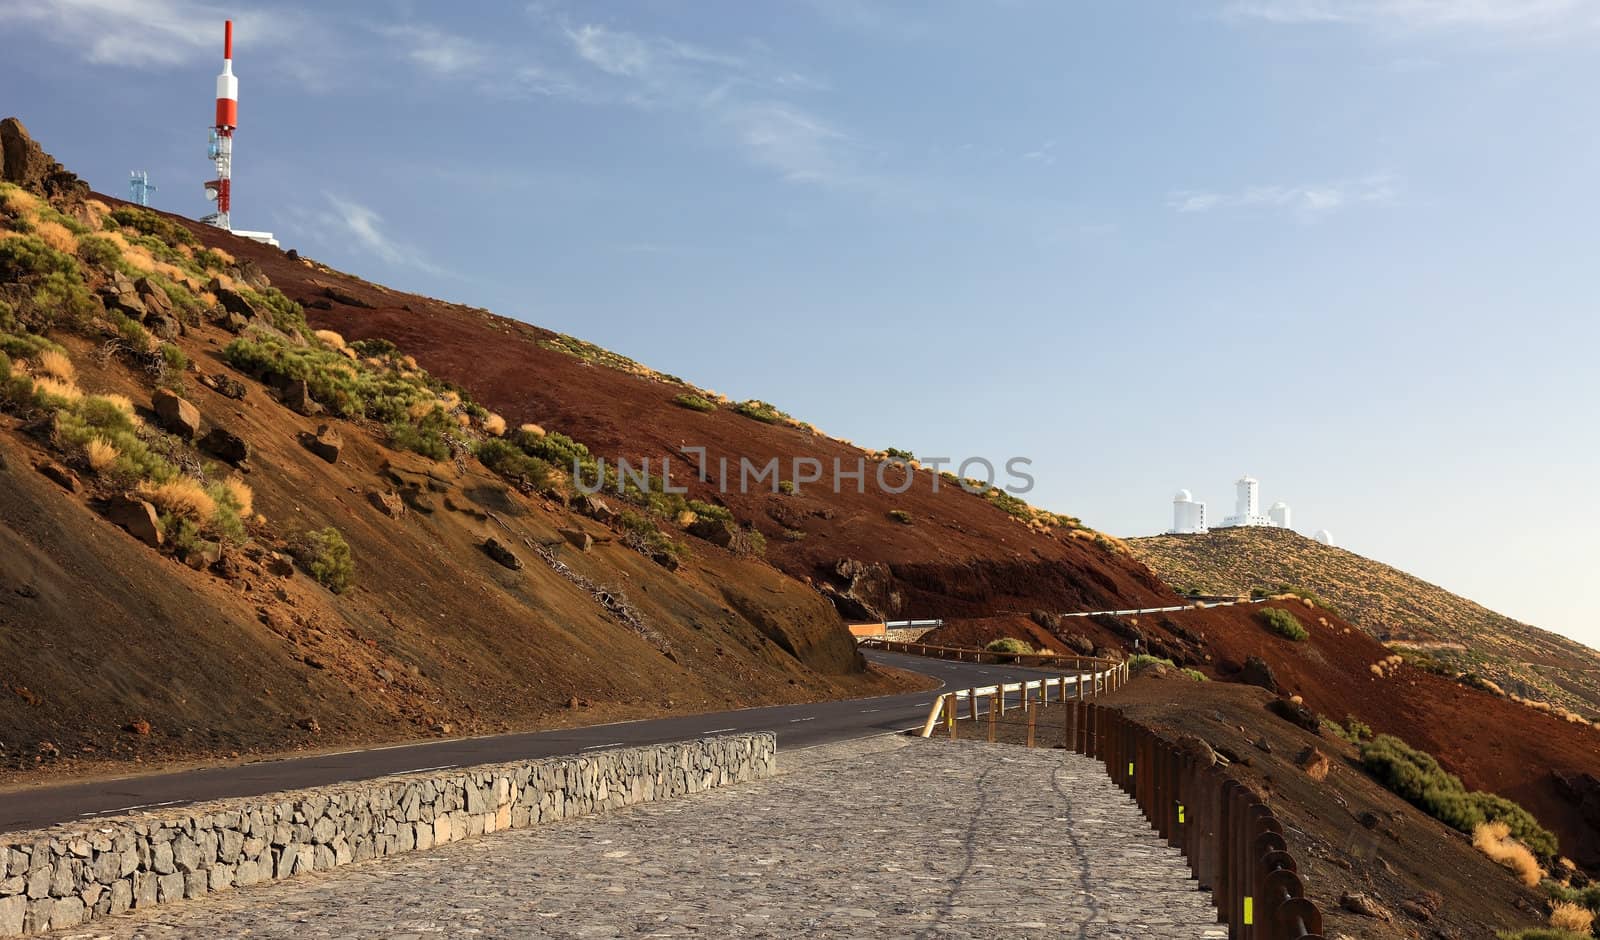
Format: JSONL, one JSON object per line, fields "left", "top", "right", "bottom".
{"left": 1026, "top": 705, "right": 1036, "bottom": 748}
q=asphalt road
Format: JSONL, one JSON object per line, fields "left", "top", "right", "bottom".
{"left": 0, "top": 650, "right": 1072, "bottom": 835}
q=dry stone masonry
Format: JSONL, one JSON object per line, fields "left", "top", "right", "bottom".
{"left": 0, "top": 734, "right": 773, "bottom": 937}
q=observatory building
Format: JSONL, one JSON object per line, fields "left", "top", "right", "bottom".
{"left": 1171, "top": 490, "right": 1208, "bottom": 534}
{"left": 1170, "top": 474, "right": 1323, "bottom": 537}
{"left": 1221, "top": 476, "right": 1277, "bottom": 528}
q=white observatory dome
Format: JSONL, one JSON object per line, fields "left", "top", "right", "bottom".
{"left": 1314, "top": 529, "right": 1335, "bottom": 546}
{"left": 1270, "top": 501, "right": 1288, "bottom": 510}
{"left": 1174, "top": 489, "right": 1193, "bottom": 502}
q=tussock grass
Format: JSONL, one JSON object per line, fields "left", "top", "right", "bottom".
{"left": 222, "top": 477, "right": 254, "bottom": 518}
{"left": 138, "top": 478, "right": 216, "bottom": 520}
{"left": 83, "top": 437, "right": 119, "bottom": 473}
{"left": 33, "top": 375, "right": 82, "bottom": 404}
{"left": 35, "top": 349, "right": 74, "bottom": 381}
{"left": 482, "top": 412, "right": 506, "bottom": 436}
{"left": 1475, "top": 821, "right": 1543, "bottom": 887}
{"left": 1548, "top": 901, "right": 1593, "bottom": 934}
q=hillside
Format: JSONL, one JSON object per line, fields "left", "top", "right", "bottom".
{"left": 1129, "top": 526, "right": 1600, "bottom": 721}
{"left": 0, "top": 119, "right": 911, "bottom": 779}
{"left": 0, "top": 117, "right": 1181, "bottom": 780}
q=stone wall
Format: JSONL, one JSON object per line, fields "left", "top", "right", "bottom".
{"left": 0, "top": 734, "right": 774, "bottom": 937}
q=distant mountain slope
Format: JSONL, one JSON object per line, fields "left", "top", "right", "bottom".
{"left": 1129, "top": 526, "right": 1600, "bottom": 720}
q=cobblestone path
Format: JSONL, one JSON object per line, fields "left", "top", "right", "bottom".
{"left": 53, "top": 738, "right": 1224, "bottom": 939}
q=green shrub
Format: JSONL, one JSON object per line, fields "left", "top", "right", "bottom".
{"left": 731, "top": 399, "right": 788, "bottom": 424}
{"left": 76, "top": 234, "right": 122, "bottom": 268}
{"left": 1260, "top": 607, "right": 1309, "bottom": 641}
{"left": 109, "top": 206, "right": 197, "bottom": 246}
{"left": 223, "top": 331, "right": 439, "bottom": 420}
{"left": 1180, "top": 668, "right": 1208, "bottom": 682}
{"left": 239, "top": 286, "right": 308, "bottom": 336}
{"left": 1541, "top": 880, "right": 1600, "bottom": 910}
{"left": 162, "top": 514, "right": 204, "bottom": 558}
{"left": 388, "top": 410, "right": 453, "bottom": 461}
{"left": 159, "top": 342, "right": 189, "bottom": 374}
{"left": 883, "top": 447, "right": 914, "bottom": 461}
{"left": 986, "top": 637, "right": 1033, "bottom": 656}
{"left": 54, "top": 396, "right": 179, "bottom": 486}
{"left": 618, "top": 510, "right": 682, "bottom": 559}
{"left": 1360, "top": 734, "right": 1557, "bottom": 858}
{"left": 350, "top": 337, "right": 398, "bottom": 359}
{"left": 888, "top": 509, "right": 913, "bottom": 524}
{"left": 777, "top": 480, "right": 796, "bottom": 495}
{"left": 296, "top": 527, "right": 354, "bottom": 593}
{"left": 672, "top": 393, "right": 717, "bottom": 413}
{"left": 475, "top": 437, "right": 554, "bottom": 488}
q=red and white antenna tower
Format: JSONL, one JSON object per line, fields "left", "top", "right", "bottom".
{"left": 203, "top": 20, "right": 238, "bottom": 231}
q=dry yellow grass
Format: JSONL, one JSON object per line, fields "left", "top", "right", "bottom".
{"left": 455, "top": 413, "right": 471, "bottom": 427}
{"left": 137, "top": 478, "right": 216, "bottom": 520}
{"left": 35, "top": 349, "right": 74, "bottom": 381}
{"left": 1, "top": 185, "right": 40, "bottom": 217}
{"left": 85, "top": 199, "right": 112, "bottom": 227}
{"left": 482, "top": 413, "right": 506, "bottom": 436}
{"left": 437, "top": 387, "right": 459, "bottom": 406}
{"left": 1549, "top": 901, "right": 1594, "bottom": 934}
{"left": 1472, "top": 822, "right": 1542, "bottom": 887}
{"left": 314, "top": 329, "right": 347, "bottom": 350}
{"left": 35, "top": 219, "right": 78, "bottom": 254}
{"left": 222, "top": 477, "right": 254, "bottom": 517}
{"left": 96, "top": 392, "right": 136, "bottom": 416}
{"left": 407, "top": 400, "right": 438, "bottom": 421}
{"left": 83, "top": 438, "right": 118, "bottom": 473}
{"left": 33, "top": 375, "right": 82, "bottom": 403}
{"left": 519, "top": 423, "right": 546, "bottom": 438}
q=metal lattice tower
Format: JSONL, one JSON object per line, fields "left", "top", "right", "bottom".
{"left": 202, "top": 20, "right": 237, "bottom": 231}
{"left": 129, "top": 171, "right": 156, "bottom": 207}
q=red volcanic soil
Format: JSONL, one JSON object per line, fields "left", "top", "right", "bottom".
{"left": 165, "top": 214, "right": 1178, "bottom": 624}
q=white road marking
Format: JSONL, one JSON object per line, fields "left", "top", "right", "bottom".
{"left": 788, "top": 717, "right": 816, "bottom": 723}
{"left": 581, "top": 743, "right": 625, "bottom": 751}
{"left": 859, "top": 709, "right": 880, "bottom": 713}
{"left": 79, "top": 799, "right": 186, "bottom": 817}
{"left": 703, "top": 728, "right": 736, "bottom": 734}
{"left": 384, "top": 764, "right": 457, "bottom": 776}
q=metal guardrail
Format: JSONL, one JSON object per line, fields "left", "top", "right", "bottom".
{"left": 927, "top": 691, "right": 1326, "bottom": 939}
{"left": 1091, "top": 705, "right": 1325, "bottom": 940}
{"left": 859, "top": 637, "right": 1125, "bottom": 672}
{"left": 917, "top": 664, "right": 1127, "bottom": 738}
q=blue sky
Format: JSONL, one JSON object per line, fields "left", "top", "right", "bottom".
{"left": 3, "top": 0, "right": 1597, "bottom": 647}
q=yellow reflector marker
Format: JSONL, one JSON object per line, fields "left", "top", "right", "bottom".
{"left": 1244, "top": 897, "right": 1254, "bottom": 925}
{"left": 1178, "top": 804, "right": 1185, "bottom": 823}
{"left": 1128, "top": 762, "right": 1134, "bottom": 776}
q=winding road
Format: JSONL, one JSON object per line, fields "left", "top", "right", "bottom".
{"left": 0, "top": 650, "right": 1059, "bottom": 835}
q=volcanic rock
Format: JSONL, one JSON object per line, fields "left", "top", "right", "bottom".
{"left": 105, "top": 494, "right": 162, "bottom": 548}
{"left": 0, "top": 118, "right": 89, "bottom": 205}
{"left": 152, "top": 389, "right": 201, "bottom": 440}
{"left": 306, "top": 424, "right": 342, "bottom": 464}
{"left": 200, "top": 427, "right": 250, "bottom": 465}
{"left": 483, "top": 537, "right": 522, "bottom": 570}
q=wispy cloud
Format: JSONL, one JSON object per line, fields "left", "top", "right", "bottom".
{"left": 379, "top": 25, "right": 487, "bottom": 76}
{"left": 554, "top": 19, "right": 860, "bottom": 188}
{"left": 300, "top": 194, "right": 453, "bottom": 278}
{"left": 0, "top": 0, "right": 298, "bottom": 68}
{"left": 1168, "top": 174, "right": 1400, "bottom": 217}
{"left": 1022, "top": 140, "right": 1059, "bottom": 166}
{"left": 1223, "top": 0, "right": 1600, "bottom": 34}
